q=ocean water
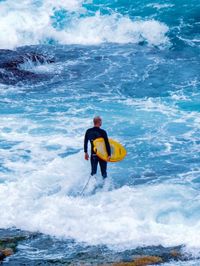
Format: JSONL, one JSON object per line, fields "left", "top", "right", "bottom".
{"left": 0, "top": 0, "right": 200, "bottom": 264}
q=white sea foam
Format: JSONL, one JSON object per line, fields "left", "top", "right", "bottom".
{"left": 0, "top": 161, "right": 200, "bottom": 254}
{"left": 162, "top": 260, "right": 200, "bottom": 266}
{"left": 0, "top": 0, "right": 169, "bottom": 49}
{"left": 147, "top": 3, "right": 174, "bottom": 10}
{"left": 54, "top": 15, "right": 169, "bottom": 46}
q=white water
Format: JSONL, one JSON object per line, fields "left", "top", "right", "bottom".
{"left": 0, "top": 0, "right": 169, "bottom": 49}
{"left": 0, "top": 151, "right": 200, "bottom": 254}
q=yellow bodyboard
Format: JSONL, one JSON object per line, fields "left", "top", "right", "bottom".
{"left": 93, "top": 138, "right": 127, "bottom": 162}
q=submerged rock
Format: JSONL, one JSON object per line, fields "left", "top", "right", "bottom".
{"left": 0, "top": 230, "right": 36, "bottom": 262}
{"left": 0, "top": 248, "right": 14, "bottom": 261}
{"left": 112, "top": 255, "right": 163, "bottom": 266}
{"left": 0, "top": 50, "right": 55, "bottom": 85}
{"left": 2, "top": 247, "right": 14, "bottom": 257}
{"left": 133, "top": 256, "right": 162, "bottom": 265}
{"left": 0, "top": 237, "right": 18, "bottom": 262}
{"left": 170, "top": 249, "right": 182, "bottom": 259}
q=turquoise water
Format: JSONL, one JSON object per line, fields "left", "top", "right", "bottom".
{"left": 0, "top": 0, "right": 200, "bottom": 264}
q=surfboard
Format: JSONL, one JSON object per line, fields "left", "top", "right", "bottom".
{"left": 93, "top": 138, "right": 127, "bottom": 162}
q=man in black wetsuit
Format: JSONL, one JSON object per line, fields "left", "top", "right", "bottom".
{"left": 84, "top": 116, "right": 111, "bottom": 179}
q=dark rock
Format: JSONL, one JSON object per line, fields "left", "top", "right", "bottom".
{"left": 0, "top": 251, "right": 5, "bottom": 261}
{"left": 1, "top": 53, "right": 54, "bottom": 70}
{"left": 0, "top": 50, "right": 55, "bottom": 85}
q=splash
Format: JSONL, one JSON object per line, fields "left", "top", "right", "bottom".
{"left": 0, "top": 0, "right": 169, "bottom": 49}
{"left": 0, "top": 163, "right": 200, "bottom": 254}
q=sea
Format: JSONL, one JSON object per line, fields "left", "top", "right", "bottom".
{"left": 0, "top": 0, "right": 200, "bottom": 265}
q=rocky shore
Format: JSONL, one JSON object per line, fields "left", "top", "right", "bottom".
{"left": 0, "top": 229, "right": 37, "bottom": 264}
{"left": 0, "top": 229, "right": 192, "bottom": 265}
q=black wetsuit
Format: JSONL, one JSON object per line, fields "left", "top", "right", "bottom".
{"left": 84, "top": 127, "right": 111, "bottom": 178}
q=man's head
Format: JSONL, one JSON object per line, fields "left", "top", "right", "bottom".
{"left": 93, "top": 116, "right": 102, "bottom": 127}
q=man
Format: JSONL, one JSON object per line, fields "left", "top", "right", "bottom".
{"left": 84, "top": 116, "right": 111, "bottom": 179}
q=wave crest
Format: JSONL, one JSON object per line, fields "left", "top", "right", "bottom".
{"left": 0, "top": 1, "right": 169, "bottom": 49}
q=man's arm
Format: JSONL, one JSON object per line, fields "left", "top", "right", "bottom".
{"left": 103, "top": 131, "right": 111, "bottom": 158}
{"left": 84, "top": 130, "right": 89, "bottom": 160}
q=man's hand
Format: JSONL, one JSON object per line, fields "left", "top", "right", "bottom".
{"left": 85, "top": 153, "right": 89, "bottom": 160}
{"left": 107, "top": 156, "right": 111, "bottom": 161}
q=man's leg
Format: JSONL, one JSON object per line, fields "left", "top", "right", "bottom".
{"left": 99, "top": 158, "right": 107, "bottom": 179}
{"left": 90, "top": 154, "right": 98, "bottom": 176}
